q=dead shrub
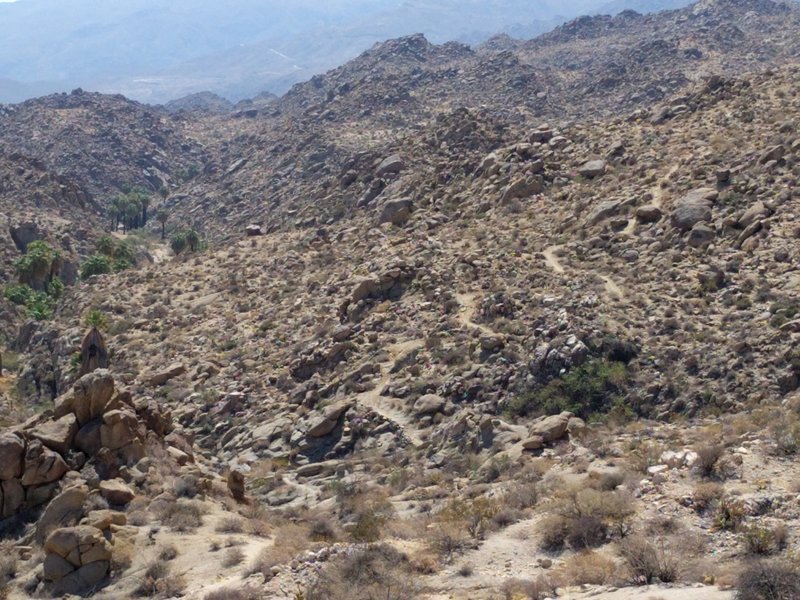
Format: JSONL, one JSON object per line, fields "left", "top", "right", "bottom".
{"left": 538, "top": 514, "right": 569, "bottom": 552}
{"left": 306, "top": 544, "right": 417, "bottom": 600}
{"left": 735, "top": 559, "right": 800, "bottom": 600}
{"left": 694, "top": 444, "right": 725, "bottom": 479}
{"left": 222, "top": 547, "right": 246, "bottom": 568}
{"left": 215, "top": 517, "right": 244, "bottom": 534}
{"left": 692, "top": 482, "right": 724, "bottom": 513}
{"left": 595, "top": 470, "right": 627, "bottom": 492}
{"left": 491, "top": 508, "right": 522, "bottom": 530}
{"left": 309, "top": 516, "right": 339, "bottom": 542}
{"left": 567, "top": 516, "right": 608, "bottom": 550}
{"left": 500, "top": 576, "right": 558, "bottom": 600}
{"left": 409, "top": 550, "right": 440, "bottom": 574}
{"left": 159, "top": 499, "right": 205, "bottom": 532}
{"left": 248, "top": 523, "right": 311, "bottom": 578}
{"left": 558, "top": 551, "right": 618, "bottom": 585}
{"left": 158, "top": 545, "right": 179, "bottom": 561}
{"left": 204, "top": 587, "right": 262, "bottom": 600}
{"left": 505, "top": 480, "right": 539, "bottom": 510}
{"left": 134, "top": 561, "right": 185, "bottom": 597}
{"left": 540, "top": 485, "right": 634, "bottom": 551}
{"left": 428, "top": 523, "right": 472, "bottom": 562}
{"left": 618, "top": 536, "right": 678, "bottom": 585}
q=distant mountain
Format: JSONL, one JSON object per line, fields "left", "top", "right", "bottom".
{"left": 0, "top": 0, "right": 694, "bottom": 104}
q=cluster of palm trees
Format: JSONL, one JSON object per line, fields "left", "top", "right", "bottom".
{"left": 108, "top": 188, "right": 151, "bottom": 233}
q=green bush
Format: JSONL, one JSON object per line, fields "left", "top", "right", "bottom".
{"left": 4, "top": 284, "right": 33, "bottom": 306}
{"left": 80, "top": 254, "right": 112, "bottom": 279}
{"left": 4, "top": 280, "right": 61, "bottom": 321}
{"left": 507, "top": 358, "right": 629, "bottom": 420}
{"left": 14, "top": 240, "right": 57, "bottom": 280}
{"left": 113, "top": 257, "right": 133, "bottom": 272}
{"left": 96, "top": 235, "right": 116, "bottom": 256}
{"left": 46, "top": 277, "right": 65, "bottom": 300}
{"left": 170, "top": 228, "right": 203, "bottom": 255}
{"left": 26, "top": 291, "right": 54, "bottom": 320}
{"left": 13, "top": 240, "right": 61, "bottom": 290}
{"left": 170, "top": 232, "right": 188, "bottom": 254}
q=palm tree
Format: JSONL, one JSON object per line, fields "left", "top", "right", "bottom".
{"left": 156, "top": 209, "right": 169, "bottom": 240}
{"left": 186, "top": 228, "right": 200, "bottom": 252}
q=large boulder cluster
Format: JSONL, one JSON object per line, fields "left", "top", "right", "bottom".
{"left": 0, "top": 370, "right": 172, "bottom": 519}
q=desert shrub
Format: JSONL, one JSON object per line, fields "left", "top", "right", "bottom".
{"left": 306, "top": 544, "right": 417, "bottom": 600}
{"left": 204, "top": 587, "right": 262, "bottom": 600}
{"left": 158, "top": 545, "right": 178, "bottom": 561}
{"left": 539, "top": 514, "right": 570, "bottom": 552}
{"left": 436, "top": 497, "right": 501, "bottom": 541}
{"left": 3, "top": 284, "right": 32, "bottom": 306}
{"left": 506, "top": 358, "right": 628, "bottom": 420}
{"left": 248, "top": 523, "right": 311, "bottom": 578}
{"left": 618, "top": 536, "right": 678, "bottom": 585}
{"left": 558, "top": 551, "right": 617, "bottom": 585}
{"left": 174, "top": 474, "right": 199, "bottom": 498}
{"left": 568, "top": 516, "right": 608, "bottom": 550}
{"left": 222, "top": 547, "right": 245, "bottom": 568}
{"left": 159, "top": 499, "right": 204, "bottom": 532}
{"left": 735, "top": 559, "right": 800, "bottom": 600}
{"left": 694, "top": 444, "right": 725, "bottom": 478}
{"left": 134, "top": 561, "right": 185, "bottom": 597}
{"left": 740, "top": 525, "right": 788, "bottom": 556}
{"left": 309, "top": 516, "right": 338, "bottom": 542}
{"left": 428, "top": 523, "right": 472, "bottom": 562}
{"left": 541, "top": 485, "right": 635, "bottom": 552}
{"left": 491, "top": 508, "right": 522, "bottom": 530}
{"left": 692, "top": 482, "right": 725, "bottom": 513}
{"left": 714, "top": 498, "right": 746, "bottom": 532}
{"left": 769, "top": 416, "right": 800, "bottom": 456}
{"left": 500, "top": 576, "right": 558, "bottom": 600}
{"left": 505, "top": 480, "right": 539, "bottom": 510}
{"left": 627, "top": 440, "right": 666, "bottom": 474}
{"left": 80, "top": 254, "right": 112, "bottom": 279}
{"left": 596, "top": 470, "right": 627, "bottom": 492}
{"left": 215, "top": 517, "right": 244, "bottom": 534}
{"left": 457, "top": 563, "right": 474, "bottom": 577}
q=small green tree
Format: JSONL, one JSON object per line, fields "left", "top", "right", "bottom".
{"left": 186, "top": 228, "right": 200, "bottom": 252}
{"left": 96, "top": 235, "right": 116, "bottom": 256}
{"left": 46, "top": 277, "right": 65, "bottom": 300}
{"left": 14, "top": 240, "right": 60, "bottom": 290}
{"left": 170, "top": 232, "right": 188, "bottom": 255}
{"left": 80, "top": 254, "right": 112, "bottom": 279}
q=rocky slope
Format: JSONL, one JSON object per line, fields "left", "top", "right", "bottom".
{"left": 162, "top": 0, "right": 800, "bottom": 240}
{"left": 1, "top": 1, "right": 800, "bottom": 599}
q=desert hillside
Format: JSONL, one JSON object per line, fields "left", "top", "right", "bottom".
{"left": 1, "top": 1, "right": 800, "bottom": 599}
